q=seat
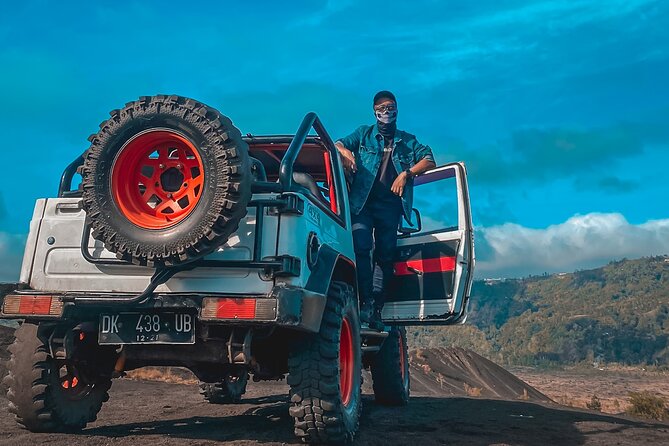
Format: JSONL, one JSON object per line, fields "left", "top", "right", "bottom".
{"left": 293, "top": 172, "right": 327, "bottom": 206}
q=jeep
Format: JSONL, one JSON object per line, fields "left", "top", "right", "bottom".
{"left": 0, "top": 95, "right": 474, "bottom": 444}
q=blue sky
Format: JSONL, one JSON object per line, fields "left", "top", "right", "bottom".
{"left": 0, "top": 0, "right": 668, "bottom": 279}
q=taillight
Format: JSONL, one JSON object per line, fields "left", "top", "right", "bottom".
{"left": 3, "top": 294, "right": 63, "bottom": 316}
{"left": 201, "top": 298, "right": 276, "bottom": 320}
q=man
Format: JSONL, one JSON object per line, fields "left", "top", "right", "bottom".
{"left": 335, "top": 91, "right": 436, "bottom": 328}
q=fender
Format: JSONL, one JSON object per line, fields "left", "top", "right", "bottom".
{"left": 305, "top": 244, "right": 356, "bottom": 297}
{"left": 270, "top": 245, "right": 356, "bottom": 333}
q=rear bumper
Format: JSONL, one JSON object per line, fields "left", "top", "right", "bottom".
{"left": 0, "top": 284, "right": 327, "bottom": 333}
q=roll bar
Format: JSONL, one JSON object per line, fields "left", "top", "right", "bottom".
{"left": 278, "top": 112, "right": 339, "bottom": 190}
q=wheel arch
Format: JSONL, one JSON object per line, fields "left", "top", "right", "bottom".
{"left": 305, "top": 244, "right": 357, "bottom": 302}
{"left": 331, "top": 257, "right": 357, "bottom": 301}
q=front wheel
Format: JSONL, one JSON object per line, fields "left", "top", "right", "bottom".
{"left": 287, "top": 281, "right": 362, "bottom": 444}
{"left": 3, "top": 323, "right": 113, "bottom": 432}
{"left": 370, "top": 326, "right": 410, "bottom": 406}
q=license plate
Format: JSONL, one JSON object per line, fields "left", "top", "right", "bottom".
{"left": 98, "top": 312, "right": 195, "bottom": 345}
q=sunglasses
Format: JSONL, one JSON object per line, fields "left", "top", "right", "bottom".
{"left": 374, "top": 104, "right": 397, "bottom": 113}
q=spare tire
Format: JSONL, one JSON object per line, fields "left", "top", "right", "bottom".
{"left": 80, "top": 95, "right": 251, "bottom": 266}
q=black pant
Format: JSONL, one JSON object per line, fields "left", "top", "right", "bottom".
{"left": 351, "top": 197, "right": 402, "bottom": 310}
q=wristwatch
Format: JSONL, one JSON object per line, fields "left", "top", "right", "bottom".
{"left": 404, "top": 168, "right": 414, "bottom": 179}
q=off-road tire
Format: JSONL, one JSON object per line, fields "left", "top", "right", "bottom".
{"left": 3, "top": 323, "right": 112, "bottom": 432}
{"left": 200, "top": 371, "right": 248, "bottom": 404}
{"left": 79, "top": 94, "right": 251, "bottom": 266}
{"left": 370, "top": 326, "right": 410, "bottom": 406}
{"left": 287, "top": 281, "right": 362, "bottom": 444}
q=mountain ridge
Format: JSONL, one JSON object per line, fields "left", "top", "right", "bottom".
{"left": 410, "top": 255, "right": 669, "bottom": 366}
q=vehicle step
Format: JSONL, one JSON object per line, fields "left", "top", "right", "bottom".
{"left": 361, "top": 345, "right": 381, "bottom": 353}
{"left": 360, "top": 328, "right": 388, "bottom": 338}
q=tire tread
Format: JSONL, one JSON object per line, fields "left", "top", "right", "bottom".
{"left": 370, "top": 326, "right": 410, "bottom": 406}
{"left": 4, "top": 323, "right": 112, "bottom": 432}
{"left": 288, "top": 281, "right": 361, "bottom": 444}
{"left": 79, "top": 95, "right": 251, "bottom": 266}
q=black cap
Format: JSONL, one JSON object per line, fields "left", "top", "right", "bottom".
{"left": 373, "top": 90, "right": 396, "bottom": 105}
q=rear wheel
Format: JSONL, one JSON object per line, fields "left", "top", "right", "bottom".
{"left": 3, "top": 323, "right": 112, "bottom": 432}
{"left": 80, "top": 95, "right": 251, "bottom": 266}
{"left": 200, "top": 369, "right": 248, "bottom": 404}
{"left": 370, "top": 326, "right": 410, "bottom": 406}
{"left": 287, "top": 281, "right": 362, "bottom": 444}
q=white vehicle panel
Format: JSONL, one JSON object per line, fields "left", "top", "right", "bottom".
{"left": 27, "top": 197, "right": 278, "bottom": 295}
{"left": 19, "top": 199, "right": 46, "bottom": 284}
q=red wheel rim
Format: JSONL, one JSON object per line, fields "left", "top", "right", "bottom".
{"left": 61, "top": 376, "right": 78, "bottom": 389}
{"left": 111, "top": 130, "right": 205, "bottom": 229}
{"left": 399, "top": 333, "right": 406, "bottom": 382}
{"left": 57, "top": 362, "right": 91, "bottom": 399}
{"left": 339, "top": 317, "right": 354, "bottom": 407}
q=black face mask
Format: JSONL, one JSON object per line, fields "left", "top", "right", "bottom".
{"left": 377, "top": 120, "right": 396, "bottom": 139}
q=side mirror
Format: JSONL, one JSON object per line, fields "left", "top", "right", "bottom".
{"left": 398, "top": 208, "right": 422, "bottom": 234}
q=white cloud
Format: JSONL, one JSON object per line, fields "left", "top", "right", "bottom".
{"left": 476, "top": 213, "right": 669, "bottom": 278}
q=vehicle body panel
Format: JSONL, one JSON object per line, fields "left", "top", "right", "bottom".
{"left": 27, "top": 197, "right": 279, "bottom": 295}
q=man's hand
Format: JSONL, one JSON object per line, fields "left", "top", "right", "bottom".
{"left": 391, "top": 171, "right": 409, "bottom": 196}
{"left": 336, "top": 143, "right": 357, "bottom": 174}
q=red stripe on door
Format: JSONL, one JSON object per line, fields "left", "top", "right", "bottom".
{"left": 394, "top": 256, "right": 456, "bottom": 276}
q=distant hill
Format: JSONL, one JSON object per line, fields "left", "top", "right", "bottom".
{"left": 409, "top": 256, "right": 669, "bottom": 366}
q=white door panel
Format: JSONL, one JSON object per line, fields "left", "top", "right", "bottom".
{"left": 382, "top": 162, "right": 474, "bottom": 325}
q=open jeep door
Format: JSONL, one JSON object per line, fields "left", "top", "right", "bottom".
{"left": 382, "top": 162, "right": 475, "bottom": 325}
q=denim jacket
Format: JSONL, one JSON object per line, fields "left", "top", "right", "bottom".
{"left": 336, "top": 124, "right": 435, "bottom": 220}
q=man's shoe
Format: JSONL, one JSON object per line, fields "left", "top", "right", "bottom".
{"left": 359, "top": 301, "right": 373, "bottom": 324}
{"left": 369, "top": 307, "right": 384, "bottom": 331}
